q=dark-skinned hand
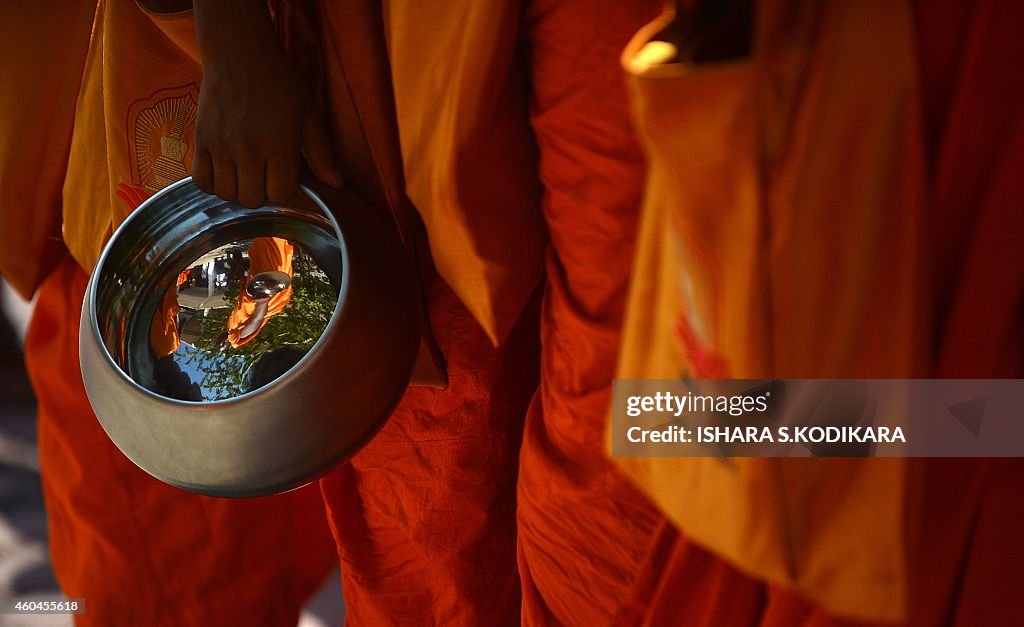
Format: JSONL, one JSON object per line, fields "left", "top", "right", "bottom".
{"left": 192, "top": 0, "right": 342, "bottom": 208}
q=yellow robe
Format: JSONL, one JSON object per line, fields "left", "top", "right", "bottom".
{"left": 614, "top": 2, "right": 927, "bottom": 622}
{"left": 0, "top": 1, "right": 97, "bottom": 298}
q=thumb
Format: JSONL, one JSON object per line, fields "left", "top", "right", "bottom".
{"left": 301, "top": 110, "right": 343, "bottom": 188}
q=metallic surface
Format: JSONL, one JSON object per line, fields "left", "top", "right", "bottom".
{"left": 140, "top": 238, "right": 334, "bottom": 402}
{"left": 79, "top": 178, "right": 419, "bottom": 497}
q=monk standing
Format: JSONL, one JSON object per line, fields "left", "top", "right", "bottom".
{"left": 2, "top": 1, "right": 340, "bottom": 624}
{"left": 193, "top": 0, "right": 546, "bottom": 622}
{"left": 613, "top": 1, "right": 1024, "bottom": 625}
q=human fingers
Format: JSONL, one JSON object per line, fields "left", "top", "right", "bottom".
{"left": 266, "top": 149, "right": 300, "bottom": 205}
{"left": 212, "top": 154, "right": 238, "bottom": 201}
{"left": 192, "top": 146, "right": 215, "bottom": 195}
{"left": 236, "top": 154, "right": 268, "bottom": 208}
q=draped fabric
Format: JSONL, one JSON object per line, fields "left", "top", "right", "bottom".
{"left": 6, "top": 0, "right": 1019, "bottom": 624}
{"left": 226, "top": 237, "right": 295, "bottom": 348}
{"left": 17, "top": 4, "right": 338, "bottom": 624}
{"left": 0, "top": 0, "right": 96, "bottom": 298}
{"left": 26, "top": 255, "right": 337, "bottom": 627}
{"left": 513, "top": 0, "right": 667, "bottom": 624}
{"left": 313, "top": 2, "right": 541, "bottom": 621}
{"left": 613, "top": 1, "right": 1024, "bottom": 624}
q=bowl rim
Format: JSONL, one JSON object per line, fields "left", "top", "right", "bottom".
{"left": 86, "top": 176, "right": 351, "bottom": 408}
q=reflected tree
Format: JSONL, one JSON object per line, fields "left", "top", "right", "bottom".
{"left": 180, "top": 250, "right": 337, "bottom": 400}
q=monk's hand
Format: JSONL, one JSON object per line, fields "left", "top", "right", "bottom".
{"left": 192, "top": 0, "right": 342, "bottom": 208}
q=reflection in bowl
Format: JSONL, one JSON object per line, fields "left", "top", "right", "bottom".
{"left": 79, "top": 178, "right": 419, "bottom": 496}
{"left": 146, "top": 236, "right": 338, "bottom": 401}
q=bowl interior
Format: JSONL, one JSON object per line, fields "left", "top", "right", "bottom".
{"left": 93, "top": 181, "right": 344, "bottom": 403}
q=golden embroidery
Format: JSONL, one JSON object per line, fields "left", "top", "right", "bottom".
{"left": 127, "top": 84, "right": 199, "bottom": 193}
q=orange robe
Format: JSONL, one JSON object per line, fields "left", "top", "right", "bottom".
{"left": 6, "top": 0, "right": 543, "bottom": 622}
{"left": 16, "top": 3, "right": 338, "bottom": 624}
{"left": 226, "top": 237, "right": 294, "bottom": 348}
{"left": 310, "top": 1, "right": 542, "bottom": 622}
{"left": 149, "top": 269, "right": 190, "bottom": 358}
{"left": 26, "top": 256, "right": 338, "bottom": 626}
{"left": 149, "top": 283, "right": 181, "bottom": 358}
{"left": 11, "top": 0, "right": 543, "bottom": 622}
{"left": 0, "top": 0, "right": 94, "bottom": 298}
{"left": 614, "top": 1, "right": 1024, "bottom": 625}
{"left": 512, "top": 0, "right": 667, "bottom": 624}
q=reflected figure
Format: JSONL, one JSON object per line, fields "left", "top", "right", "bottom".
{"left": 227, "top": 237, "right": 295, "bottom": 347}
{"left": 148, "top": 270, "right": 204, "bottom": 401}
{"left": 236, "top": 270, "right": 292, "bottom": 342}
{"left": 149, "top": 269, "right": 189, "bottom": 358}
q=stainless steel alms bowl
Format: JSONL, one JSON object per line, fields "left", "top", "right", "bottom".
{"left": 79, "top": 178, "right": 419, "bottom": 497}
